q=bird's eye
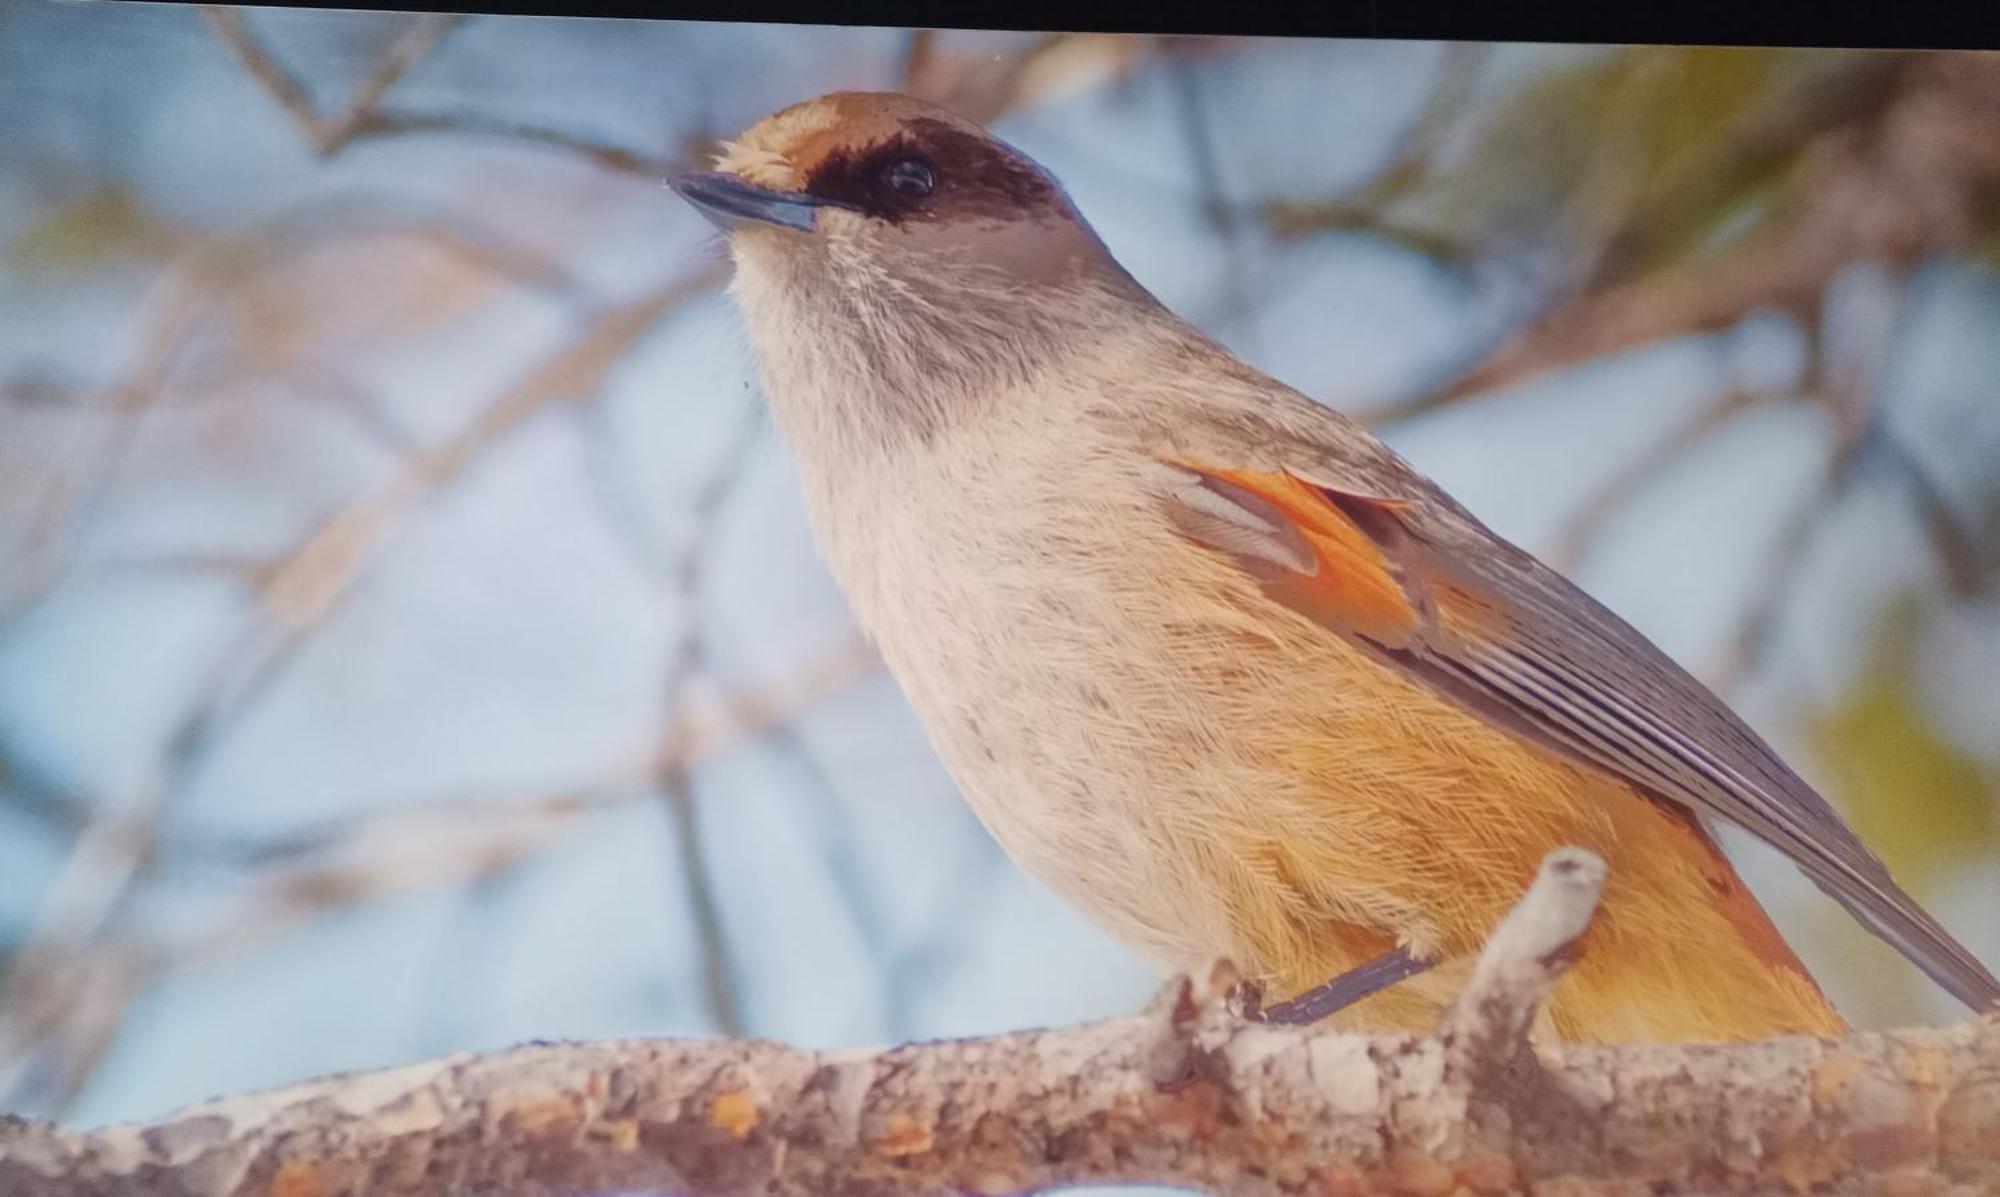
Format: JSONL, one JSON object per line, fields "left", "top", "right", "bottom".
{"left": 880, "top": 156, "right": 937, "bottom": 201}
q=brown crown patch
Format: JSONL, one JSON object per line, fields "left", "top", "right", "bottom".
{"left": 803, "top": 118, "right": 1065, "bottom": 226}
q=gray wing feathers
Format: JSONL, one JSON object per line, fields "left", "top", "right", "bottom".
{"left": 1166, "top": 432, "right": 2000, "bottom": 1012}
{"left": 1452, "top": 547, "right": 2000, "bottom": 1012}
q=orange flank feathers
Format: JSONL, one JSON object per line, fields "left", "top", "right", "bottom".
{"left": 1181, "top": 464, "right": 1426, "bottom": 647}
{"left": 1159, "top": 459, "right": 1848, "bottom": 1042}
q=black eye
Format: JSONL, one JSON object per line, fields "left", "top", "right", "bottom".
{"left": 880, "top": 156, "right": 936, "bottom": 201}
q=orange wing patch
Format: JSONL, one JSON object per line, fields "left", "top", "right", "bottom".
{"left": 1164, "top": 461, "right": 1426, "bottom": 647}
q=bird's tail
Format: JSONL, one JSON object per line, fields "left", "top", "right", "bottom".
{"left": 1547, "top": 812, "right": 1848, "bottom": 1043}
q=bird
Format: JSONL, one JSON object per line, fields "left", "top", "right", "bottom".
{"left": 669, "top": 90, "right": 2000, "bottom": 1043}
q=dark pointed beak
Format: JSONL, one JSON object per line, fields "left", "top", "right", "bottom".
{"left": 669, "top": 170, "right": 827, "bottom": 233}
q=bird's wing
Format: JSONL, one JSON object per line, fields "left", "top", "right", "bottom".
{"left": 1156, "top": 441, "right": 2000, "bottom": 1013}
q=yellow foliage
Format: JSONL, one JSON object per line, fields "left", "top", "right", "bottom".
{"left": 1404, "top": 47, "right": 1828, "bottom": 268}
{"left": 1805, "top": 599, "right": 1994, "bottom": 886}
{"left": 6, "top": 184, "right": 182, "bottom": 273}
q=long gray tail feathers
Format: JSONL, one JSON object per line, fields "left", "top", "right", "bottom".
{"left": 1826, "top": 871, "right": 2000, "bottom": 1013}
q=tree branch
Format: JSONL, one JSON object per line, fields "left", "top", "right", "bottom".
{"left": 201, "top": 8, "right": 462, "bottom": 158}
{"left": 1545, "top": 385, "right": 1771, "bottom": 574}
{"left": 1357, "top": 50, "right": 2000, "bottom": 428}
{"left": 5, "top": 849, "right": 1996, "bottom": 1196}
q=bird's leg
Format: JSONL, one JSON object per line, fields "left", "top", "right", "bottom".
{"left": 1256, "top": 945, "right": 1434, "bottom": 1025}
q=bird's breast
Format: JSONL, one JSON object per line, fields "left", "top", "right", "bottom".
{"left": 806, "top": 401, "right": 1529, "bottom": 968}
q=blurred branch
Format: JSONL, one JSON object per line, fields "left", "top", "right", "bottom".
{"left": 253, "top": 263, "right": 723, "bottom": 634}
{"left": 0, "top": 802, "right": 577, "bottom": 1110}
{"left": 0, "top": 264, "right": 723, "bottom": 1115}
{"left": 1708, "top": 398, "right": 1880, "bottom": 695}
{"left": 648, "top": 402, "right": 771, "bottom": 1038}
{"left": 202, "top": 7, "right": 675, "bottom": 177}
{"left": 9, "top": 851, "right": 2000, "bottom": 1197}
{"left": 1171, "top": 61, "right": 1254, "bottom": 337}
{"left": 659, "top": 769, "right": 739, "bottom": 1034}
{"left": 641, "top": 412, "right": 903, "bottom": 989}
{"left": 878, "top": 834, "right": 1009, "bottom": 1037}
{"left": 1359, "top": 51, "right": 2000, "bottom": 428}
{"left": 0, "top": 749, "right": 91, "bottom": 839}
{"left": 898, "top": 29, "right": 940, "bottom": 92}
{"left": 1582, "top": 52, "right": 1917, "bottom": 290}
{"left": 0, "top": 814, "right": 158, "bottom": 1111}
{"left": 1377, "top": 213, "right": 1839, "bottom": 423}
{"left": 1705, "top": 260, "right": 1944, "bottom": 692}
{"left": 760, "top": 722, "right": 896, "bottom": 963}
{"left": 902, "top": 31, "right": 1069, "bottom": 123}
{"left": 2, "top": 198, "right": 586, "bottom": 627}
{"left": 1383, "top": 43, "right": 1491, "bottom": 189}
{"left": 902, "top": 32, "right": 1155, "bottom": 126}
{"left": 1875, "top": 433, "right": 1993, "bottom": 599}
{"left": 1264, "top": 202, "right": 1472, "bottom": 266}
{"left": 349, "top": 109, "right": 672, "bottom": 178}
{"left": 1265, "top": 42, "right": 1487, "bottom": 264}
{"left": 172, "top": 801, "right": 588, "bottom": 969}
{"left": 161, "top": 635, "right": 878, "bottom": 872}
{"left": 200, "top": 8, "right": 462, "bottom": 158}
{"left": 0, "top": 636, "right": 878, "bottom": 1113}
{"left": 1545, "top": 386, "right": 1771, "bottom": 574}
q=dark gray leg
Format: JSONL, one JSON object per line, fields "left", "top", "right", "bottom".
{"left": 1256, "top": 946, "right": 1434, "bottom": 1024}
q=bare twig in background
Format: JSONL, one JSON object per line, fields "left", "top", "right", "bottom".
{"left": 644, "top": 415, "right": 905, "bottom": 998}
{"left": 1361, "top": 52, "right": 2000, "bottom": 427}
{"left": 658, "top": 769, "right": 738, "bottom": 1035}
{"left": 902, "top": 32, "right": 1155, "bottom": 126}
{"left": 349, "top": 109, "right": 672, "bottom": 178}
{"left": 1265, "top": 41, "right": 1488, "bottom": 263}
{"left": 0, "top": 750, "right": 92, "bottom": 840}
{"left": 0, "top": 637, "right": 877, "bottom": 1111}
{"left": 1546, "top": 386, "right": 1770, "bottom": 573}
{"left": 200, "top": 8, "right": 462, "bottom": 158}
{"left": 1171, "top": 61, "right": 1256, "bottom": 340}
{"left": 1705, "top": 261, "right": 1917, "bottom": 693}
{"left": 163, "top": 637, "right": 877, "bottom": 872}
{"left": 0, "top": 263, "right": 725, "bottom": 1114}
{"left": 878, "top": 835, "right": 1010, "bottom": 1037}
{"left": 576, "top": 330, "right": 898, "bottom": 1036}
{"left": 1708, "top": 428, "right": 1877, "bottom": 694}
{"left": 1375, "top": 42, "right": 1491, "bottom": 189}
{"left": 7, "top": 851, "right": 1999, "bottom": 1197}
{"left": 1378, "top": 215, "right": 1840, "bottom": 424}
{"left": 256, "top": 264, "right": 722, "bottom": 633}
{"left": 898, "top": 29, "right": 940, "bottom": 93}
{"left": 1581, "top": 52, "right": 1918, "bottom": 290}
{"left": 648, "top": 401, "right": 772, "bottom": 1038}
{"left": 2, "top": 199, "right": 582, "bottom": 625}
{"left": 1875, "top": 433, "right": 1992, "bottom": 599}
{"left": 176, "top": 802, "right": 588, "bottom": 968}
{"left": 6, "top": 240, "right": 622, "bottom": 1108}
{"left": 203, "top": 7, "right": 676, "bottom": 176}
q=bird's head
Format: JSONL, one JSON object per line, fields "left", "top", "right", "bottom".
{"left": 671, "top": 92, "right": 1158, "bottom": 449}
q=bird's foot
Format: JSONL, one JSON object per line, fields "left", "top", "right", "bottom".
{"left": 1144, "top": 957, "right": 1251, "bottom": 1028}
{"left": 1258, "top": 946, "right": 1434, "bottom": 1025}
{"left": 1143, "top": 958, "right": 1250, "bottom": 1092}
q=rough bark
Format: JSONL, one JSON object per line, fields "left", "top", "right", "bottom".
{"left": 3, "top": 851, "right": 1996, "bottom": 1197}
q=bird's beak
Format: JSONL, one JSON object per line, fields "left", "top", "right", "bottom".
{"left": 669, "top": 170, "right": 827, "bottom": 233}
